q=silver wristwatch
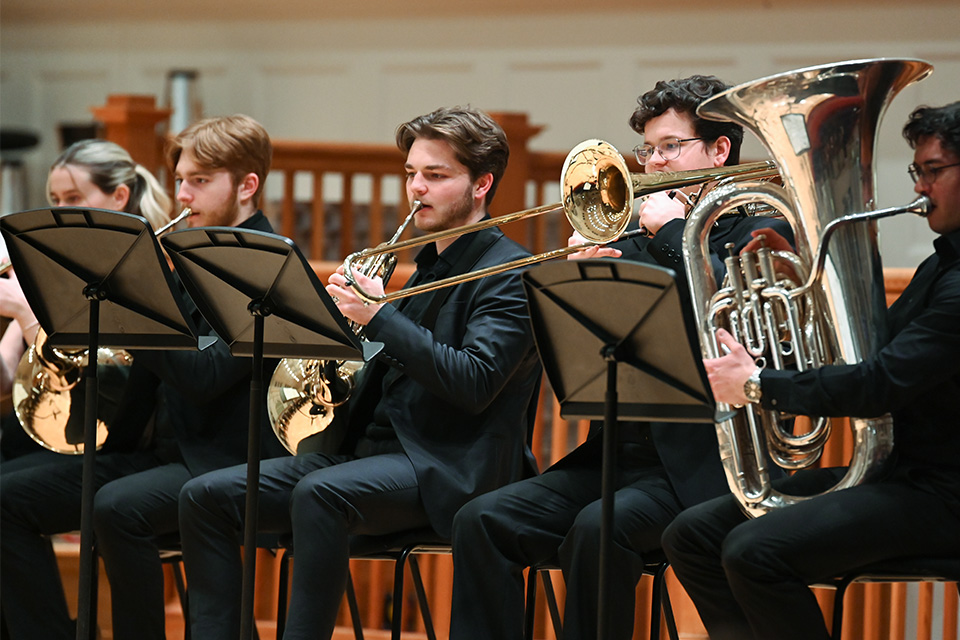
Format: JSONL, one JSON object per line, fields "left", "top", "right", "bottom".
{"left": 743, "top": 367, "right": 763, "bottom": 403}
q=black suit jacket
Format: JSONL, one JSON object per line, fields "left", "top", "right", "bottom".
{"left": 556, "top": 212, "right": 794, "bottom": 508}
{"left": 109, "top": 211, "right": 287, "bottom": 475}
{"left": 300, "top": 226, "right": 542, "bottom": 537}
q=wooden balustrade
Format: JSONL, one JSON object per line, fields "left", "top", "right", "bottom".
{"left": 76, "top": 95, "right": 957, "bottom": 639}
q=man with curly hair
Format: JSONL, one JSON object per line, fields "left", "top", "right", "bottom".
{"left": 448, "top": 75, "right": 793, "bottom": 640}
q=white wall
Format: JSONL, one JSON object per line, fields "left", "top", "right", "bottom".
{"left": 2, "top": 4, "right": 958, "bottom": 266}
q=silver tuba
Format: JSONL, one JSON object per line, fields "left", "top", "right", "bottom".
{"left": 682, "top": 58, "right": 933, "bottom": 517}
{"left": 266, "top": 201, "right": 422, "bottom": 454}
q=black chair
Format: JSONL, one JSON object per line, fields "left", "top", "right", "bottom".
{"left": 277, "top": 530, "right": 567, "bottom": 640}
{"left": 524, "top": 555, "right": 679, "bottom": 640}
{"left": 524, "top": 565, "right": 564, "bottom": 640}
{"left": 276, "top": 532, "right": 680, "bottom": 640}
{"left": 277, "top": 381, "right": 546, "bottom": 639}
{"left": 70, "top": 533, "right": 190, "bottom": 640}
{"left": 276, "top": 528, "right": 451, "bottom": 640}
{"left": 825, "top": 555, "right": 960, "bottom": 640}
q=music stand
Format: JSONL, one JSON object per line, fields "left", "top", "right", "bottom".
{"left": 0, "top": 207, "right": 203, "bottom": 640}
{"left": 522, "top": 259, "right": 715, "bottom": 640}
{"left": 162, "top": 226, "right": 381, "bottom": 640}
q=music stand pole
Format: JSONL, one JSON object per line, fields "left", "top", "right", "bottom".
{"left": 597, "top": 347, "right": 619, "bottom": 640}
{"left": 76, "top": 294, "right": 101, "bottom": 640}
{"left": 240, "top": 309, "right": 265, "bottom": 640}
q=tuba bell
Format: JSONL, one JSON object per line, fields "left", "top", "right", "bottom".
{"left": 266, "top": 201, "right": 423, "bottom": 454}
{"left": 682, "top": 58, "right": 933, "bottom": 517}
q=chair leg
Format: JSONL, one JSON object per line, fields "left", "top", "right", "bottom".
{"left": 390, "top": 547, "right": 414, "bottom": 640}
{"left": 648, "top": 564, "right": 663, "bottom": 640}
{"left": 277, "top": 549, "right": 291, "bottom": 639}
{"left": 655, "top": 563, "right": 679, "bottom": 640}
{"left": 831, "top": 577, "right": 854, "bottom": 640}
{"left": 540, "top": 570, "right": 563, "bottom": 640}
{"left": 88, "top": 546, "right": 99, "bottom": 640}
{"left": 523, "top": 567, "right": 539, "bottom": 640}
{"left": 408, "top": 555, "right": 437, "bottom": 640}
{"left": 169, "top": 558, "right": 191, "bottom": 640}
{"left": 345, "top": 569, "right": 366, "bottom": 640}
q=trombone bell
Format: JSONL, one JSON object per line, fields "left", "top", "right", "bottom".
{"left": 562, "top": 140, "right": 633, "bottom": 243}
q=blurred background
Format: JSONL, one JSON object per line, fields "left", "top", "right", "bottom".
{"left": 1, "top": 0, "right": 958, "bottom": 266}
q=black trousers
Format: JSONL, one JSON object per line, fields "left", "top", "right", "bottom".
{"left": 662, "top": 465, "right": 960, "bottom": 640}
{"left": 449, "top": 445, "right": 683, "bottom": 640}
{"left": 178, "top": 451, "right": 432, "bottom": 640}
{"left": 0, "top": 449, "right": 189, "bottom": 640}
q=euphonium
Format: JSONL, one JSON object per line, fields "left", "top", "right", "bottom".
{"left": 682, "top": 58, "right": 933, "bottom": 517}
{"left": 266, "top": 201, "right": 423, "bottom": 454}
{"left": 9, "top": 208, "right": 191, "bottom": 454}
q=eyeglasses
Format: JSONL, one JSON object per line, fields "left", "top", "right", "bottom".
{"left": 633, "top": 137, "right": 705, "bottom": 166}
{"left": 907, "top": 161, "right": 960, "bottom": 185}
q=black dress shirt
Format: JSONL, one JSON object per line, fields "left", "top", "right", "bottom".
{"left": 363, "top": 235, "right": 473, "bottom": 450}
{"left": 762, "top": 227, "right": 960, "bottom": 472}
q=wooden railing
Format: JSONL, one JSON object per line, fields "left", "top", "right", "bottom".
{"left": 81, "top": 95, "right": 957, "bottom": 640}
{"left": 263, "top": 140, "right": 576, "bottom": 267}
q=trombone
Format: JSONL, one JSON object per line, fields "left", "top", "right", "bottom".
{"left": 343, "top": 139, "right": 777, "bottom": 304}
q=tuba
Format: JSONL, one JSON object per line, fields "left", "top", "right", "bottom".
{"left": 266, "top": 201, "right": 422, "bottom": 454}
{"left": 682, "top": 58, "right": 933, "bottom": 517}
{"left": 9, "top": 208, "right": 192, "bottom": 454}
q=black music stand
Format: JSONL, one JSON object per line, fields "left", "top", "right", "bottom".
{"left": 522, "top": 259, "right": 716, "bottom": 640}
{"left": 162, "top": 226, "right": 381, "bottom": 640}
{"left": 0, "top": 207, "right": 203, "bottom": 640}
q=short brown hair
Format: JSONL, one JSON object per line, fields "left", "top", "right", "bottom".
{"left": 166, "top": 114, "right": 272, "bottom": 206}
{"left": 395, "top": 106, "right": 509, "bottom": 206}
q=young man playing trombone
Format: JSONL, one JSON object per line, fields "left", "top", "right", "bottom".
{"left": 448, "top": 75, "right": 794, "bottom": 640}
{"left": 0, "top": 114, "right": 283, "bottom": 640}
{"left": 177, "top": 105, "right": 542, "bottom": 640}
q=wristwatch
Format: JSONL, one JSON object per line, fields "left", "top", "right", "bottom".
{"left": 743, "top": 367, "right": 763, "bottom": 403}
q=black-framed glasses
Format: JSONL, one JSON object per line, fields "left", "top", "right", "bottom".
{"left": 908, "top": 161, "right": 960, "bottom": 184}
{"left": 633, "top": 137, "right": 705, "bottom": 165}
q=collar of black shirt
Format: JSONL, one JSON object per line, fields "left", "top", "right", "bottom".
{"left": 412, "top": 214, "right": 492, "bottom": 277}
{"left": 933, "top": 226, "right": 960, "bottom": 265}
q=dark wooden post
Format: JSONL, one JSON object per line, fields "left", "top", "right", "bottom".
{"left": 91, "top": 95, "right": 171, "bottom": 175}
